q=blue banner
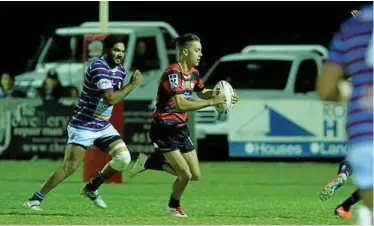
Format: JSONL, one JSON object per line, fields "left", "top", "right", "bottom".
{"left": 230, "top": 141, "right": 347, "bottom": 158}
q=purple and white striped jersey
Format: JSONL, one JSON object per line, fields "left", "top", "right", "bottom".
{"left": 327, "top": 4, "right": 373, "bottom": 144}
{"left": 69, "top": 57, "right": 127, "bottom": 131}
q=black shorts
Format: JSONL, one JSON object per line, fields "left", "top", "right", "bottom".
{"left": 149, "top": 122, "right": 194, "bottom": 153}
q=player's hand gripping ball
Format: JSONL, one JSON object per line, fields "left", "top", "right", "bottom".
{"left": 212, "top": 81, "right": 237, "bottom": 114}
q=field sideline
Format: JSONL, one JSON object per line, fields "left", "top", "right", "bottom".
{"left": 0, "top": 160, "right": 357, "bottom": 225}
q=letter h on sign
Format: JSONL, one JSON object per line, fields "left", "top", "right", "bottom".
{"left": 323, "top": 120, "right": 337, "bottom": 137}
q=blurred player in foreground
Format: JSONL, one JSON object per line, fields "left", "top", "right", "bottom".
{"left": 130, "top": 33, "right": 238, "bottom": 217}
{"left": 320, "top": 160, "right": 360, "bottom": 219}
{"left": 24, "top": 35, "right": 143, "bottom": 210}
{"left": 317, "top": 3, "right": 373, "bottom": 224}
{"left": 319, "top": 9, "right": 366, "bottom": 220}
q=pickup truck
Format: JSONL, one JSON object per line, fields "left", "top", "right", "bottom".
{"left": 195, "top": 45, "right": 329, "bottom": 153}
{"left": 14, "top": 21, "right": 179, "bottom": 100}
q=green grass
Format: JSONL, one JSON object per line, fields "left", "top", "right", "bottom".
{"left": 0, "top": 160, "right": 358, "bottom": 224}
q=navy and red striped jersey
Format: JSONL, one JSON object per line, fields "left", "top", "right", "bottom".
{"left": 152, "top": 63, "right": 205, "bottom": 127}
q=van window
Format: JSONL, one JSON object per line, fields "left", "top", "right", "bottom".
{"left": 161, "top": 28, "right": 178, "bottom": 63}
{"left": 43, "top": 36, "right": 84, "bottom": 63}
{"left": 294, "top": 59, "right": 318, "bottom": 93}
{"left": 42, "top": 35, "right": 129, "bottom": 63}
{"left": 204, "top": 60, "right": 292, "bottom": 90}
{"left": 131, "top": 37, "right": 160, "bottom": 71}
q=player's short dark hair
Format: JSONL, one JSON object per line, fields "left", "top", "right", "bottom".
{"left": 172, "top": 33, "right": 200, "bottom": 48}
{"left": 103, "top": 35, "right": 123, "bottom": 51}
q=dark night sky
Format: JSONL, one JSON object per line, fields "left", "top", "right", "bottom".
{"left": 0, "top": 1, "right": 366, "bottom": 75}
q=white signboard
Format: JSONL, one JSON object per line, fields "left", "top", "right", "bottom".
{"left": 228, "top": 99, "right": 348, "bottom": 158}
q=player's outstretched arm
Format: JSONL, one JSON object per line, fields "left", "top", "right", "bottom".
{"left": 103, "top": 70, "right": 143, "bottom": 105}
{"left": 196, "top": 88, "right": 213, "bottom": 100}
{"left": 317, "top": 62, "right": 346, "bottom": 101}
{"left": 197, "top": 88, "right": 240, "bottom": 105}
{"left": 173, "top": 93, "right": 226, "bottom": 112}
{"left": 317, "top": 32, "right": 349, "bottom": 102}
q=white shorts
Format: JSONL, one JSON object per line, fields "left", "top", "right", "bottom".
{"left": 67, "top": 124, "right": 123, "bottom": 151}
{"left": 347, "top": 141, "right": 373, "bottom": 190}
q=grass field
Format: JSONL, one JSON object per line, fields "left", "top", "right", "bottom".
{"left": 0, "top": 160, "right": 358, "bottom": 225}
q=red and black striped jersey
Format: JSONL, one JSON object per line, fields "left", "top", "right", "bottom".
{"left": 152, "top": 63, "right": 205, "bottom": 127}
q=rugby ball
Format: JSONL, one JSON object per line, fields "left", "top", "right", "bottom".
{"left": 212, "top": 80, "right": 235, "bottom": 114}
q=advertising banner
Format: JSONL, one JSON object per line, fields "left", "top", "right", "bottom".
{"left": 228, "top": 99, "right": 348, "bottom": 158}
{"left": 0, "top": 99, "right": 74, "bottom": 159}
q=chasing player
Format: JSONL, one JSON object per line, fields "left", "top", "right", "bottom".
{"left": 130, "top": 33, "right": 238, "bottom": 217}
{"left": 320, "top": 160, "right": 361, "bottom": 219}
{"left": 24, "top": 35, "right": 143, "bottom": 210}
{"left": 317, "top": 3, "right": 373, "bottom": 224}
{"left": 318, "top": 8, "right": 364, "bottom": 220}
